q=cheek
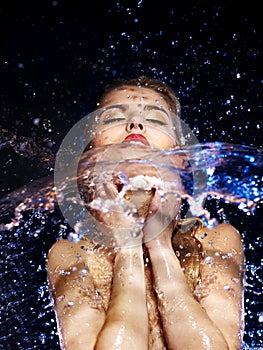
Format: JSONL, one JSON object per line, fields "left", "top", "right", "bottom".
{"left": 92, "top": 134, "right": 107, "bottom": 147}
{"left": 150, "top": 132, "right": 175, "bottom": 150}
{"left": 92, "top": 129, "right": 124, "bottom": 147}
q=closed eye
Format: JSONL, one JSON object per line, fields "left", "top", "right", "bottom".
{"left": 100, "top": 107, "right": 126, "bottom": 125}
{"left": 103, "top": 117, "right": 126, "bottom": 124}
{"left": 146, "top": 119, "right": 167, "bottom": 126}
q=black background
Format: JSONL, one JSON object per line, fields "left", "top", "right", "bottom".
{"left": 0, "top": 0, "right": 262, "bottom": 349}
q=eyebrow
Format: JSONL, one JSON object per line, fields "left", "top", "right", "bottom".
{"left": 143, "top": 105, "right": 170, "bottom": 118}
{"left": 102, "top": 104, "right": 127, "bottom": 112}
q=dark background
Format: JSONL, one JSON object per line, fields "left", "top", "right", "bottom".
{"left": 1, "top": 0, "right": 262, "bottom": 194}
{"left": 0, "top": 0, "right": 262, "bottom": 349}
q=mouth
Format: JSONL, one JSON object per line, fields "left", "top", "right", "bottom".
{"left": 122, "top": 134, "right": 150, "bottom": 146}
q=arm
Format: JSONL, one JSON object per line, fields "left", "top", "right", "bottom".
{"left": 196, "top": 223, "right": 245, "bottom": 349}
{"left": 89, "top": 183, "right": 149, "bottom": 349}
{"left": 95, "top": 244, "right": 148, "bottom": 350}
{"left": 47, "top": 236, "right": 148, "bottom": 350}
{"left": 47, "top": 239, "right": 106, "bottom": 350}
{"left": 146, "top": 223, "right": 244, "bottom": 350}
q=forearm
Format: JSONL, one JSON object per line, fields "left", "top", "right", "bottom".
{"left": 147, "top": 238, "right": 230, "bottom": 349}
{"left": 95, "top": 244, "right": 148, "bottom": 350}
{"left": 57, "top": 301, "right": 106, "bottom": 350}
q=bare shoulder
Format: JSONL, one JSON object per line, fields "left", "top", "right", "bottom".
{"left": 47, "top": 238, "right": 92, "bottom": 272}
{"left": 47, "top": 238, "right": 115, "bottom": 294}
{"left": 195, "top": 222, "right": 244, "bottom": 260}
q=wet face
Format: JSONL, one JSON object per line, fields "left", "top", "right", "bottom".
{"left": 92, "top": 86, "right": 177, "bottom": 150}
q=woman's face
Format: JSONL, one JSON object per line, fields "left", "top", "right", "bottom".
{"left": 92, "top": 86, "right": 177, "bottom": 150}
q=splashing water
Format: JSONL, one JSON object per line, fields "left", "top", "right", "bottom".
{"left": 0, "top": 140, "right": 262, "bottom": 349}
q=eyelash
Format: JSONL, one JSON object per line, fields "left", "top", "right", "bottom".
{"left": 103, "top": 118, "right": 167, "bottom": 126}
{"left": 146, "top": 119, "right": 167, "bottom": 126}
{"left": 102, "top": 117, "right": 125, "bottom": 124}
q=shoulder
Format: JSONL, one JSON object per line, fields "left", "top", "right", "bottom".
{"left": 47, "top": 238, "right": 115, "bottom": 274}
{"left": 47, "top": 237, "right": 94, "bottom": 255}
{"left": 194, "top": 222, "right": 245, "bottom": 293}
{"left": 195, "top": 222, "right": 244, "bottom": 258}
{"left": 47, "top": 238, "right": 96, "bottom": 272}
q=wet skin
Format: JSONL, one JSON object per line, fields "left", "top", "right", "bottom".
{"left": 47, "top": 85, "right": 245, "bottom": 350}
{"left": 92, "top": 86, "right": 176, "bottom": 150}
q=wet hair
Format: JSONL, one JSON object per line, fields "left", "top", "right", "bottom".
{"left": 172, "top": 218, "right": 204, "bottom": 293}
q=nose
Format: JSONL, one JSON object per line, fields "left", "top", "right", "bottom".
{"left": 126, "top": 120, "right": 145, "bottom": 132}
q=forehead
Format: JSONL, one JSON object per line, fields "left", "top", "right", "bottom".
{"left": 99, "top": 86, "right": 170, "bottom": 111}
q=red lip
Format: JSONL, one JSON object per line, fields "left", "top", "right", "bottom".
{"left": 123, "top": 134, "right": 150, "bottom": 146}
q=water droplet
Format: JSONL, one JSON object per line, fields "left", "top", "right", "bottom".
{"left": 205, "top": 256, "right": 213, "bottom": 264}
{"left": 81, "top": 269, "right": 88, "bottom": 277}
{"left": 68, "top": 232, "right": 80, "bottom": 242}
{"left": 33, "top": 118, "right": 41, "bottom": 126}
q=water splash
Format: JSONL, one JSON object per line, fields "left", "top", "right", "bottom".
{"left": 1, "top": 141, "right": 262, "bottom": 349}
{"left": 74, "top": 142, "right": 263, "bottom": 239}
{"left": 0, "top": 128, "right": 55, "bottom": 169}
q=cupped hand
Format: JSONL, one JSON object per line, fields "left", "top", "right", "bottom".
{"left": 143, "top": 181, "right": 182, "bottom": 246}
{"left": 88, "top": 181, "right": 144, "bottom": 248}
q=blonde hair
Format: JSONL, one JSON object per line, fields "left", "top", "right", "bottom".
{"left": 172, "top": 217, "right": 204, "bottom": 292}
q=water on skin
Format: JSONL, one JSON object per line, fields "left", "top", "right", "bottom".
{"left": 0, "top": 140, "right": 262, "bottom": 349}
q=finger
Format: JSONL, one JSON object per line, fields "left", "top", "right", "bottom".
{"left": 103, "top": 182, "right": 119, "bottom": 199}
{"left": 147, "top": 188, "right": 161, "bottom": 218}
